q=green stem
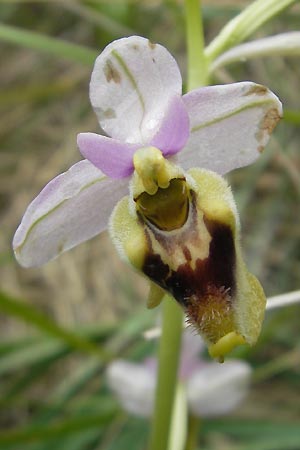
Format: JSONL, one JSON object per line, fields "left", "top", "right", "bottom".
{"left": 185, "top": 0, "right": 208, "bottom": 90}
{"left": 148, "top": 296, "right": 184, "bottom": 450}
{"left": 184, "top": 415, "right": 200, "bottom": 450}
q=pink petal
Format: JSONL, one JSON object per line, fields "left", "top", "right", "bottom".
{"left": 77, "top": 133, "right": 139, "bottom": 178}
{"left": 150, "top": 95, "right": 190, "bottom": 157}
{"left": 13, "top": 160, "right": 128, "bottom": 267}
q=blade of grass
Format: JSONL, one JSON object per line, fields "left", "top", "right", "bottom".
{"left": 0, "top": 23, "right": 97, "bottom": 65}
{"left": 62, "top": 1, "right": 134, "bottom": 37}
{"left": 0, "top": 351, "right": 69, "bottom": 407}
{"left": 203, "top": 419, "right": 300, "bottom": 438}
{"left": 0, "top": 407, "right": 117, "bottom": 447}
{"left": 0, "top": 291, "right": 110, "bottom": 359}
{"left": 0, "top": 338, "right": 68, "bottom": 376}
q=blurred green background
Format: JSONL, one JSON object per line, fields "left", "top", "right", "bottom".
{"left": 0, "top": 1, "right": 300, "bottom": 449}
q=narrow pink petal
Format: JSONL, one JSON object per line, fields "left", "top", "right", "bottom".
{"left": 90, "top": 36, "right": 182, "bottom": 144}
{"left": 77, "top": 133, "right": 139, "bottom": 178}
{"left": 150, "top": 95, "right": 190, "bottom": 156}
{"left": 180, "top": 82, "right": 282, "bottom": 174}
{"left": 13, "top": 160, "right": 128, "bottom": 267}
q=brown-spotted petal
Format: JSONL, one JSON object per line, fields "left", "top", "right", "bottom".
{"left": 90, "top": 36, "right": 182, "bottom": 145}
{"left": 179, "top": 82, "right": 282, "bottom": 175}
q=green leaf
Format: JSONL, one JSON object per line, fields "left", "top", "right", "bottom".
{"left": 205, "top": 0, "right": 297, "bottom": 62}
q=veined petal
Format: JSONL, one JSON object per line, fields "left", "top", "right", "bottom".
{"left": 150, "top": 95, "right": 190, "bottom": 156}
{"left": 13, "top": 160, "right": 128, "bottom": 267}
{"left": 77, "top": 133, "right": 139, "bottom": 178}
{"left": 106, "top": 360, "right": 155, "bottom": 418}
{"left": 90, "top": 36, "right": 182, "bottom": 145}
{"left": 187, "top": 360, "right": 251, "bottom": 417}
{"left": 180, "top": 82, "right": 282, "bottom": 174}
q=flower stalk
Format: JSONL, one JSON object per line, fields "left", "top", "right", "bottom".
{"left": 184, "top": 416, "right": 200, "bottom": 450}
{"left": 148, "top": 296, "right": 184, "bottom": 450}
{"left": 185, "top": 0, "right": 208, "bottom": 90}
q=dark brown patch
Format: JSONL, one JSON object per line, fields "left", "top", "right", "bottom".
{"left": 104, "top": 59, "right": 121, "bottom": 84}
{"left": 132, "top": 44, "right": 139, "bottom": 51}
{"left": 244, "top": 84, "right": 268, "bottom": 96}
{"left": 142, "top": 220, "right": 236, "bottom": 341}
{"left": 148, "top": 40, "right": 156, "bottom": 50}
{"left": 143, "top": 253, "right": 170, "bottom": 282}
{"left": 143, "top": 219, "right": 236, "bottom": 306}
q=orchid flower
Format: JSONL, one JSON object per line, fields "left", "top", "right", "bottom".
{"left": 107, "top": 329, "right": 252, "bottom": 418}
{"left": 13, "top": 36, "right": 282, "bottom": 359}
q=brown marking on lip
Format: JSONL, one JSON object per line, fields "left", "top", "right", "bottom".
{"left": 244, "top": 84, "right": 268, "bottom": 96}
{"left": 143, "top": 253, "right": 170, "bottom": 282}
{"left": 143, "top": 220, "right": 236, "bottom": 305}
{"left": 142, "top": 220, "right": 236, "bottom": 342}
{"left": 104, "top": 59, "right": 121, "bottom": 83}
{"left": 183, "top": 246, "right": 192, "bottom": 262}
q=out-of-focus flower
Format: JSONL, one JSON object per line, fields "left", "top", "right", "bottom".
{"left": 13, "top": 36, "right": 282, "bottom": 358}
{"left": 107, "top": 330, "right": 252, "bottom": 418}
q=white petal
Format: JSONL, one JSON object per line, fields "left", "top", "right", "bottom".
{"left": 179, "top": 82, "right": 282, "bottom": 174}
{"left": 106, "top": 360, "right": 155, "bottom": 418}
{"left": 90, "top": 36, "right": 182, "bottom": 144}
{"left": 13, "top": 160, "right": 128, "bottom": 267}
{"left": 187, "top": 360, "right": 251, "bottom": 417}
